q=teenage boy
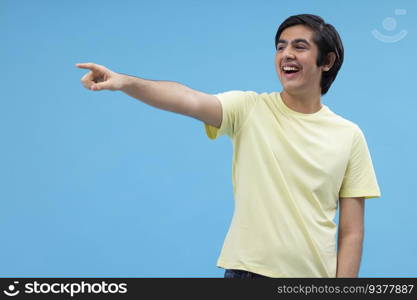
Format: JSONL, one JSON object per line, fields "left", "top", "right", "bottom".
{"left": 76, "top": 14, "right": 380, "bottom": 278}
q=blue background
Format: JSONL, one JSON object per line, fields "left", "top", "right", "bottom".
{"left": 1, "top": 0, "right": 415, "bottom": 277}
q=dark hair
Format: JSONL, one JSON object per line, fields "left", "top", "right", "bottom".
{"left": 275, "top": 14, "right": 344, "bottom": 95}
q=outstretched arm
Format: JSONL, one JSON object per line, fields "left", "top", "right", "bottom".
{"left": 76, "top": 62, "right": 222, "bottom": 128}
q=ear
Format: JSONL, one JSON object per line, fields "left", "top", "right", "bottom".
{"left": 323, "top": 52, "right": 336, "bottom": 72}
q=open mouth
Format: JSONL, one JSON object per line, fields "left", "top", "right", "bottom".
{"left": 282, "top": 65, "right": 301, "bottom": 77}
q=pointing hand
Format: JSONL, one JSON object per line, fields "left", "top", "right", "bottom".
{"left": 76, "top": 62, "right": 125, "bottom": 91}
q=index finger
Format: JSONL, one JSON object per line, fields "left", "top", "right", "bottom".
{"left": 75, "top": 62, "right": 102, "bottom": 72}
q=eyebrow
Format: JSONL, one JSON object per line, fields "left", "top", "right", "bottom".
{"left": 277, "top": 38, "right": 311, "bottom": 46}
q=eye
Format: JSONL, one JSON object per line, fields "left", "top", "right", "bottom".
{"left": 277, "top": 46, "right": 284, "bottom": 51}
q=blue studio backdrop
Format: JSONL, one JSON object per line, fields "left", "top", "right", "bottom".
{"left": 1, "top": 0, "right": 415, "bottom": 277}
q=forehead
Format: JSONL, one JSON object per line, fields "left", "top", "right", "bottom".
{"left": 279, "top": 24, "right": 315, "bottom": 43}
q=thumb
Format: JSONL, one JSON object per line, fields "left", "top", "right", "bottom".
{"left": 91, "top": 82, "right": 110, "bottom": 91}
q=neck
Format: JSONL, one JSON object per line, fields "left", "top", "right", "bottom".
{"left": 280, "top": 89, "right": 322, "bottom": 114}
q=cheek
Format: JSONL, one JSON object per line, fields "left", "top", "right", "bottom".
{"left": 274, "top": 55, "right": 282, "bottom": 71}
{"left": 304, "top": 65, "right": 321, "bottom": 78}
{"left": 274, "top": 56, "right": 279, "bottom": 67}
{"left": 299, "top": 59, "right": 317, "bottom": 76}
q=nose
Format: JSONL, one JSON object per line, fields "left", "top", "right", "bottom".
{"left": 275, "top": 46, "right": 296, "bottom": 67}
{"left": 282, "top": 48, "right": 296, "bottom": 60}
{"left": 276, "top": 49, "right": 295, "bottom": 68}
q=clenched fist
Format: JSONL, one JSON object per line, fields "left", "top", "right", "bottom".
{"left": 76, "top": 62, "right": 126, "bottom": 91}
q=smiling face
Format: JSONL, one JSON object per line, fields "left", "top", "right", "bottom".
{"left": 275, "top": 25, "right": 327, "bottom": 96}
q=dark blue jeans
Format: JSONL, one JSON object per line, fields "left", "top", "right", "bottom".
{"left": 224, "top": 269, "right": 269, "bottom": 278}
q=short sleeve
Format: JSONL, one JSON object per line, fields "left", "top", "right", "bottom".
{"left": 204, "top": 90, "right": 258, "bottom": 139}
{"left": 339, "top": 126, "right": 381, "bottom": 199}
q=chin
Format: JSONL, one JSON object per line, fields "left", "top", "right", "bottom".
{"left": 282, "top": 83, "right": 303, "bottom": 95}
{"left": 278, "top": 77, "right": 301, "bottom": 92}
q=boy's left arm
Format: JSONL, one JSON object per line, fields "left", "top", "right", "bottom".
{"left": 336, "top": 197, "right": 365, "bottom": 278}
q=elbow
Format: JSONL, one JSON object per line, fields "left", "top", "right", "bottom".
{"left": 338, "top": 230, "right": 364, "bottom": 242}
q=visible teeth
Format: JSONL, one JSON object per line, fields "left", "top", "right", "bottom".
{"left": 282, "top": 66, "right": 299, "bottom": 71}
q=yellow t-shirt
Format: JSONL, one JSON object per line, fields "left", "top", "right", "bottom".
{"left": 204, "top": 90, "right": 381, "bottom": 278}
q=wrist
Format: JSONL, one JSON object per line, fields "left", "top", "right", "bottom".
{"left": 119, "top": 73, "right": 133, "bottom": 92}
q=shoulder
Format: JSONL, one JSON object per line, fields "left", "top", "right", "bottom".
{"left": 215, "top": 90, "right": 259, "bottom": 98}
{"left": 325, "top": 108, "right": 362, "bottom": 132}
